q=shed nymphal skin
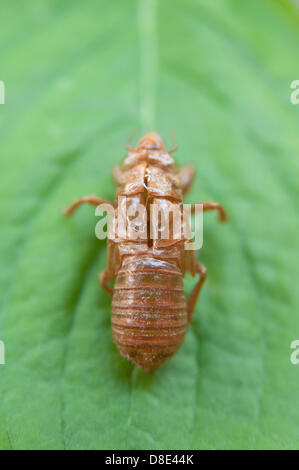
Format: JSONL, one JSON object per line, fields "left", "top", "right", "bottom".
{"left": 64, "top": 132, "right": 227, "bottom": 371}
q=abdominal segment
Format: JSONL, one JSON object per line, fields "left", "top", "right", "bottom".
{"left": 111, "top": 255, "right": 188, "bottom": 371}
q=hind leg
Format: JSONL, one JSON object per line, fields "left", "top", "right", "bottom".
{"left": 99, "top": 241, "right": 119, "bottom": 297}
{"left": 99, "top": 270, "right": 113, "bottom": 297}
{"left": 187, "top": 262, "right": 207, "bottom": 322}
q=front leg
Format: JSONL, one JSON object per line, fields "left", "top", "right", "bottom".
{"left": 112, "top": 166, "right": 123, "bottom": 186}
{"left": 191, "top": 201, "right": 227, "bottom": 222}
{"left": 179, "top": 165, "right": 195, "bottom": 195}
{"left": 63, "top": 195, "right": 112, "bottom": 216}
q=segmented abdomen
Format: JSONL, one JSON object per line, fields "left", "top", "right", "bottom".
{"left": 111, "top": 255, "right": 188, "bottom": 371}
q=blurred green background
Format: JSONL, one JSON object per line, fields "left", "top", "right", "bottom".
{"left": 0, "top": 0, "right": 299, "bottom": 450}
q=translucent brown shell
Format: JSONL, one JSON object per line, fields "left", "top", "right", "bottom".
{"left": 63, "top": 132, "right": 227, "bottom": 371}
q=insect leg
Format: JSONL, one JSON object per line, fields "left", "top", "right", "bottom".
{"left": 187, "top": 262, "right": 207, "bottom": 322}
{"left": 99, "top": 241, "right": 119, "bottom": 297}
{"left": 191, "top": 201, "right": 227, "bottom": 222}
{"left": 168, "top": 127, "right": 178, "bottom": 153}
{"left": 112, "top": 166, "right": 123, "bottom": 185}
{"left": 179, "top": 165, "right": 195, "bottom": 195}
{"left": 63, "top": 195, "right": 112, "bottom": 216}
{"left": 126, "top": 129, "right": 136, "bottom": 152}
{"left": 99, "top": 270, "right": 114, "bottom": 297}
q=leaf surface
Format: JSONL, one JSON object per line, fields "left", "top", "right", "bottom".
{"left": 0, "top": 0, "right": 299, "bottom": 450}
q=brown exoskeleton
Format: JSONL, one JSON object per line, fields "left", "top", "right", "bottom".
{"left": 64, "top": 132, "right": 227, "bottom": 371}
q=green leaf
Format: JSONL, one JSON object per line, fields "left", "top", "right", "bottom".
{"left": 0, "top": 0, "right": 299, "bottom": 450}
